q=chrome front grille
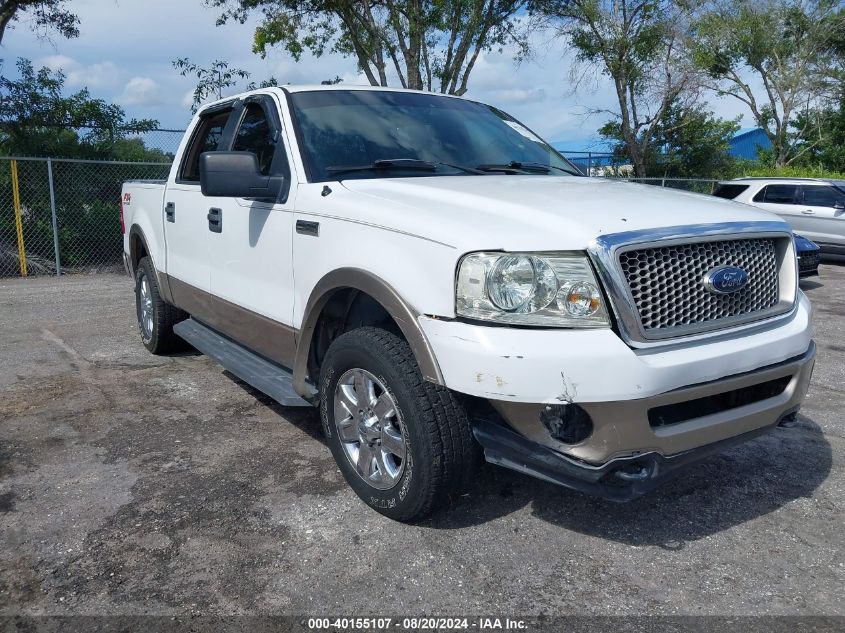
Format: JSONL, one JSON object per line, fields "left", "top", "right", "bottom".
{"left": 617, "top": 237, "right": 782, "bottom": 335}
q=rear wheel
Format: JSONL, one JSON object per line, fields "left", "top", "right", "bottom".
{"left": 135, "top": 256, "right": 186, "bottom": 354}
{"left": 319, "top": 327, "right": 479, "bottom": 521}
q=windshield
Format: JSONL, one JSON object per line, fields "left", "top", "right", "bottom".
{"left": 288, "top": 89, "right": 580, "bottom": 182}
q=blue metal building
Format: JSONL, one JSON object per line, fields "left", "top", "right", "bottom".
{"left": 728, "top": 128, "right": 772, "bottom": 160}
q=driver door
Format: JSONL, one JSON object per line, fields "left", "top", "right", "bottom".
{"left": 206, "top": 94, "right": 298, "bottom": 368}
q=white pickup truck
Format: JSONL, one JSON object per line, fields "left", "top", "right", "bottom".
{"left": 122, "top": 86, "right": 815, "bottom": 521}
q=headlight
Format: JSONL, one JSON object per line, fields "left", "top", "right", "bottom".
{"left": 456, "top": 252, "right": 610, "bottom": 327}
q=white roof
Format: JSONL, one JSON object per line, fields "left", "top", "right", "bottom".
{"left": 281, "top": 83, "right": 453, "bottom": 95}
{"left": 198, "top": 84, "right": 469, "bottom": 112}
{"left": 725, "top": 177, "right": 834, "bottom": 184}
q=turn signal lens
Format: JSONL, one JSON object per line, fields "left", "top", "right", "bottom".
{"left": 563, "top": 281, "right": 602, "bottom": 316}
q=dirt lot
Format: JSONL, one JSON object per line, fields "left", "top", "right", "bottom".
{"left": 1, "top": 265, "right": 843, "bottom": 621}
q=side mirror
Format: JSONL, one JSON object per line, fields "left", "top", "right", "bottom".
{"left": 834, "top": 200, "right": 845, "bottom": 210}
{"left": 199, "top": 151, "right": 280, "bottom": 199}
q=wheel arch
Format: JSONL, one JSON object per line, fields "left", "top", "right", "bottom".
{"left": 128, "top": 224, "right": 174, "bottom": 304}
{"left": 128, "top": 224, "right": 151, "bottom": 276}
{"left": 293, "top": 268, "right": 444, "bottom": 397}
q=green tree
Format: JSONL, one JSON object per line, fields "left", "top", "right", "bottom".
{"left": 600, "top": 102, "right": 741, "bottom": 178}
{"left": 784, "top": 17, "right": 845, "bottom": 172}
{"left": 0, "top": 58, "right": 159, "bottom": 158}
{"left": 0, "top": 0, "right": 79, "bottom": 43}
{"left": 172, "top": 57, "right": 252, "bottom": 113}
{"left": 0, "top": 60, "right": 170, "bottom": 275}
{"left": 790, "top": 97, "right": 845, "bottom": 173}
{"left": 690, "top": 0, "right": 844, "bottom": 167}
{"left": 208, "top": 0, "right": 529, "bottom": 95}
{"left": 539, "top": 0, "right": 702, "bottom": 177}
{"left": 247, "top": 76, "right": 280, "bottom": 89}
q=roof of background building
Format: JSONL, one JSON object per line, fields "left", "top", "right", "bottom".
{"left": 554, "top": 127, "right": 774, "bottom": 166}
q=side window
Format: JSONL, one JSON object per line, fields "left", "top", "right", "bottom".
{"left": 713, "top": 184, "right": 750, "bottom": 200}
{"left": 802, "top": 186, "right": 843, "bottom": 207}
{"left": 753, "top": 184, "right": 798, "bottom": 204}
{"left": 179, "top": 109, "right": 232, "bottom": 182}
{"left": 232, "top": 102, "right": 280, "bottom": 176}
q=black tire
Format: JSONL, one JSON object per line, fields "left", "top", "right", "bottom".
{"left": 134, "top": 256, "right": 187, "bottom": 354}
{"left": 319, "top": 327, "right": 479, "bottom": 522}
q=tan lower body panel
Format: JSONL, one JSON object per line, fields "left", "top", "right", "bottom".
{"left": 492, "top": 343, "right": 816, "bottom": 464}
{"left": 165, "top": 274, "right": 297, "bottom": 369}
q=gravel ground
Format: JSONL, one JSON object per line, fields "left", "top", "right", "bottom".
{"left": 0, "top": 265, "right": 843, "bottom": 623}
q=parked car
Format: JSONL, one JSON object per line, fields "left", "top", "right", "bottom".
{"left": 794, "top": 233, "right": 821, "bottom": 277}
{"left": 122, "top": 86, "right": 815, "bottom": 521}
{"left": 714, "top": 177, "right": 845, "bottom": 255}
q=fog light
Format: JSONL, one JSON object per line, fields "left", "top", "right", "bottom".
{"left": 539, "top": 403, "right": 593, "bottom": 444}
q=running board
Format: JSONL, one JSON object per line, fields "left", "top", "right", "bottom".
{"left": 174, "top": 318, "right": 312, "bottom": 407}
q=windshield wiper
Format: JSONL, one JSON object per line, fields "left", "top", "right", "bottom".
{"left": 326, "top": 158, "right": 483, "bottom": 177}
{"left": 475, "top": 161, "right": 580, "bottom": 176}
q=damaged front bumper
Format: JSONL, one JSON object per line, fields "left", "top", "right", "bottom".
{"left": 471, "top": 343, "right": 815, "bottom": 501}
{"left": 419, "top": 294, "right": 815, "bottom": 501}
{"left": 472, "top": 413, "right": 795, "bottom": 502}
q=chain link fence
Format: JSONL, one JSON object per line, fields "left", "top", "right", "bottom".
{"left": 0, "top": 157, "right": 171, "bottom": 277}
{"left": 559, "top": 151, "right": 617, "bottom": 176}
{"left": 0, "top": 123, "right": 186, "bottom": 160}
{"left": 125, "top": 129, "right": 185, "bottom": 157}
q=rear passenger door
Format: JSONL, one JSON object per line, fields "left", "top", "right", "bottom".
{"left": 797, "top": 185, "right": 845, "bottom": 249}
{"left": 164, "top": 103, "right": 237, "bottom": 321}
{"left": 752, "top": 184, "right": 801, "bottom": 228}
{"left": 207, "top": 94, "right": 298, "bottom": 368}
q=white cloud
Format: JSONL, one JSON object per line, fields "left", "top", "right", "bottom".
{"left": 490, "top": 87, "right": 548, "bottom": 105}
{"left": 38, "top": 54, "right": 120, "bottom": 89}
{"left": 181, "top": 89, "right": 196, "bottom": 109}
{"left": 40, "top": 54, "right": 75, "bottom": 72}
{"left": 119, "top": 77, "right": 162, "bottom": 106}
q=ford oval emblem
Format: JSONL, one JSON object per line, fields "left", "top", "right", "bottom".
{"left": 703, "top": 266, "right": 749, "bottom": 294}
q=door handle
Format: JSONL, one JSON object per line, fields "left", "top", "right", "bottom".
{"left": 802, "top": 209, "right": 815, "bottom": 215}
{"left": 296, "top": 220, "right": 319, "bottom": 237}
{"left": 207, "top": 207, "right": 222, "bottom": 233}
{"left": 165, "top": 202, "right": 175, "bottom": 222}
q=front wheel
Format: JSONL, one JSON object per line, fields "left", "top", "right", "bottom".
{"left": 319, "top": 327, "right": 479, "bottom": 522}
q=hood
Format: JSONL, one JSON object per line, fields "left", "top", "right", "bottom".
{"left": 338, "top": 175, "right": 787, "bottom": 252}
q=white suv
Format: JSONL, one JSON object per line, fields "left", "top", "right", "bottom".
{"left": 715, "top": 178, "right": 845, "bottom": 255}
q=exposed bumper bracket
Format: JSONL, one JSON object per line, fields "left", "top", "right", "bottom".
{"left": 472, "top": 407, "right": 799, "bottom": 502}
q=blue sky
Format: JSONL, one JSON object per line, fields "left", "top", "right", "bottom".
{"left": 1, "top": 0, "right": 748, "bottom": 151}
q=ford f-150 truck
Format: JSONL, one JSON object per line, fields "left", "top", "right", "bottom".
{"left": 122, "top": 86, "right": 815, "bottom": 521}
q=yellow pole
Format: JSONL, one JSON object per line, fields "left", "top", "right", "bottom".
{"left": 10, "top": 159, "right": 27, "bottom": 277}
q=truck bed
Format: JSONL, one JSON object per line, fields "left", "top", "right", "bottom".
{"left": 122, "top": 180, "right": 168, "bottom": 273}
